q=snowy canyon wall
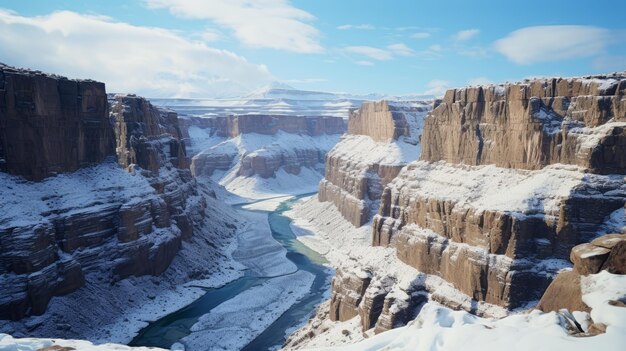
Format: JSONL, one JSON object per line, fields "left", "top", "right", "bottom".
{"left": 0, "top": 67, "right": 214, "bottom": 320}
{"left": 301, "top": 74, "right": 626, "bottom": 345}
{"left": 318, "top": 100, "right": 430, "bottom": 226}
{"left": 185, "top": 114, "right": 346, "bottom": 197}
{"left": 374, "top": 73, "right": 626, "bottom": 310}
{"left": 0, "top": 64, "right": 114, "bottom": 181}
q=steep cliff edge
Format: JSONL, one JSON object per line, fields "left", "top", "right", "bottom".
{"left": 185, "top": 114, "right": 346, "bottom": 199}
{"left": 318, "top": 100, "right": 430, "bottom": 226}
{"left": 0, "top": 64, "right": 114, "bottom": 181}
{"left": 0, "top": 67, "right": 242, "bottom": 343}
{"left": 374, "top": 74, "right": 626, "bottom": 310}
{"left": 284, "top": 74, "right": 626, "bottom": 349}
{"left": 421, "top": 74, "right": 626, "bottom": 173}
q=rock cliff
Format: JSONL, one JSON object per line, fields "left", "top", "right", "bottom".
{"left": 372, "top": 74, "right": 626, "bottom": 311}
{"left": 421, "top": 73, "right": 626, "bottom": 173}
{"left": 286, "top": 74, "right": 626, "bottom": 348}
{"left": 318, "top": 100, "right": 430, "bottom": 226}
{"left": 0, "top": 64, "right": 114, "bottom": 181}
{"left": 0, "top": 67, "right": 222, "bottom": 322}
{"left": 184, "top": 114, "right": 346, "bottom": 198}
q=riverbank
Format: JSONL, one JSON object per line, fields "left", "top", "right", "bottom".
{"left": 130, "top": 195, "right": 332, "bottom": 351}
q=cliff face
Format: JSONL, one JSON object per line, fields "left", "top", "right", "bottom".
{"left": 0, "top": 67, "right": 207, "bottom": 320}
{"left": 421, "top": 74, "right": 626, "bottom": 173}
{"left": 373, "top": 74, "right": 626, "bottom": 310}
{"left": 186, "top": 114, "right": 346, "bottom": 198}
{"left": 0, "top": 65, "right": 114, "bottom": 181}
{"left": 318, "top": 101, "right": 430, "bottom": 226}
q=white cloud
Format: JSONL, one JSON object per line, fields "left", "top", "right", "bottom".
{"left": 144, "top": 0, "right": 323, "bottom": 53}
{"left": 424, "top": 79, "right": 450, "bottom": 96}
{"left": 387, "top": 43, "right": 415, "bottom": 57}
{"left": 468, "top": 77, "right": 494, "bottom": 86}
{"left": 494, "top": 25, "right": 611, "bottom": 65}
{"left": 337, "top": 24, "right": 374, "bottom": 30}
{"left": 453, "top": 29, "right": 479, "bottom": 41}
{"left": 344, "top": 46, "right": 393, "bottom": 61}
{"left": 355, "top": 60, "right": 374, "bottom": 66}
{"left": 429, "top": 44, "right": 443, "bottom": 52}
{"left": 0, "top": 10, "right": 272, "bottom": 97}
{"left": 411, "top": 32, "right": 430, "bottom": 39}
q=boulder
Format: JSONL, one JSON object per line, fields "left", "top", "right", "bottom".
{"left": 570, "top": 243, "right": 611, "bottom": 275}
{"left": 536, "top": 271, "right": 590, "bottom": 313}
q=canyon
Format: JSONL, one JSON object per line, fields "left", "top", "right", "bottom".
{"left": 1, "top": 63, "right": 625, "bottom": 351}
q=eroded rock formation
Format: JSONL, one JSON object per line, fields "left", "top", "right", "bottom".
{"left": 0, "top": 64, "right": 114, "bottom": 181}
{"left": 537, "top": 233, "right": 626, "bottom": 330}
{"left": 187, "top": 114, "right": 346, "bottom": 180}
{"left": 373, "top": 74, "right": 626, "bottom": 310}
{"left": 421, "top": 74, "right": 626, "bottom": 173}
{"left": 318, "top": 101, "right": 430, "bottom": 226}
{"left": 0, "top": 67, "right": 207, "bottom": 320}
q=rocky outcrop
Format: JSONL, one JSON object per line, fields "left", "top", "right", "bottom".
{"left": 181, "top": 114, "right": 346, "bottom": 140}
{"left": 318, "top": 101, "right": 430, "bottom": 226}
{"left": 537, "top": 233, "right": 626, "bottom": 314}
{"left": 187, "top": 114, "right": 346, "bottom": 181}
{"left": 329, "top": 269, "right": 371, "bottom": 322}
{"left": 0, "top": 64, "right": 114, "bottom": 181}
{"left": 421, "top": 73, "right": 626, "bottom": 173}
{"left": 0, "top": 67, "right": 206, "bottom": 320}
{"left": 373, "top": 74, "right": 626, "bottom": 310}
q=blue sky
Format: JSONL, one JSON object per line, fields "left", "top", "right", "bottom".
{"left": 1, "top": 0, "right": 625, "bottom": 97}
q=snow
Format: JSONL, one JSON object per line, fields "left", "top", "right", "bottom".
{"left": 581, "top": 271, "right": 626, "bottom": 329}
{"left": 0, "top": 334, "right": 164, "bottom": 351}
{"left": 193, "top": 131, "right": 339, "bottom": 200}
{"left": 0, "top": 161, "right": 156, "bottom": 228}
{"left": 391, "top": 161, "right": 626, "bottom": 216}
{"left": 568, "top": 122, "right": 626, "bottom": 149}
{"left": 328, "top": 134, "right": 421, "bottom": 167}
{"left": 282, "top": 196, "right": 508, "bottom": 349}
{"left": 0, "top": 173, "right": 247, "bottom": 345}
{"left": 320, "top": 271, "right": 626, "bottom": 351}
{"left": 182, "top": 271, "right": 314, "bottom": 351}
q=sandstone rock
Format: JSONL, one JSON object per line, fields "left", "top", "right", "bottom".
{"left": 570, "top": 243, "right": 610, "bottom": 275}
{"left": 421, "top": 75, "right": 626, "bottom": 174}
{"left": 601, "top": 240, "right": 626, "bottom": 274}
{"left": 329, "top": 269, "right": 371, "bottom": 322}
{"left": 1, "top": 81, "right": 203, "bottom": 320}
{"left": 591, "top": 233, "right": 626, "bottom": 249}
{"left": 319, "top": 100, "right": 430, "bottom": 226}
{"left": 0, "top": 65, "right": 115, "bottom": 181}
{"left": 536, "top": 271, "right": 590, "bottom": 313}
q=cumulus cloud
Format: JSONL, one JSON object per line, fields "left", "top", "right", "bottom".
{"left": 387, "top": 43, "right": 415, "bottom": 57}
{"left": 494, "top": 25, "right": 611, "bottom": 64}
{"left": 453, "top": 29, "right": 479, "bottom": 41}
{"left": 344, "top": 46, "right": 393, "bottom": 61}
{"left": 337, "top": 24, "right": 374, "bottom": 30}
{"left": 0, "top": 10, "right": 272, "bottom": 97}
{"left": 144, "top": 0, "right": 323, "bottom": 53}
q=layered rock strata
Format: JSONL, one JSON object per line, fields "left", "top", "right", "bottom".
{"left": 188, "top": 114, "right": 346, "bottom": 181}
{"left": 318, "top": 101, "right": 430, "bottom": 226}
{"left": 180, "top": 114, "right": 346, "bottom": 140}
{"left": 0, "top": 64, "right": 114, "bottom": 181}
{"left": 373, "top": 74, "right": 626, "bottom": 310}
{"left": 537, "top": 233, "right": 626, "bottom": 314}
{"left": 0, "top": 67, "right": 208, "bottom": 320}
{"left": 421, "top": 73, "right": 626, "bottom": 173}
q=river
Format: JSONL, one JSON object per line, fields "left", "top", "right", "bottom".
{"left": 129, "top": 194, "right": 330, "bottom": 350}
